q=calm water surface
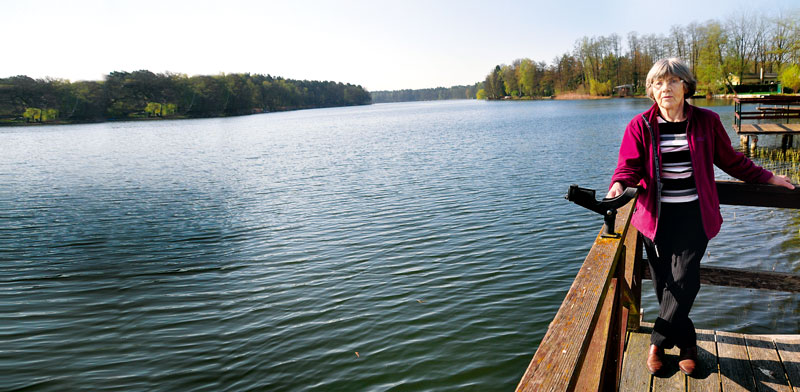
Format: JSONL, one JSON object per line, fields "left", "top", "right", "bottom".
{"left": 1, "top": 99, "right": 798, "bottom": 391}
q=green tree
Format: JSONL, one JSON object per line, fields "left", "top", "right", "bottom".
{"left": 517, "top": 58, "right": 536, "bottom": 97}
{"left": 779, "top": 64, "right": 800, "bottom": 92}
{"left": 588, "top": 78, "right": 612, "bottom": 96}
{"left": 502, "top": 64, "right": 519, "bottom": 97}
{"left": 22, "top": 107, "right": 41, "bottom": 122}
{"left": 484, "top": 65, "right": 505, "bottom": 99}
{"left": 696, "top": 22, "right": 730, "bottom": 95}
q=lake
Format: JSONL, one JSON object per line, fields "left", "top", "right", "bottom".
{"left": 1, "top": 99, "right": 798, "bottom": 391}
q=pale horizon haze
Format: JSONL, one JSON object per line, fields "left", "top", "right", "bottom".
{"left": 2, "top": 0, "right": 798, "bottom": 91}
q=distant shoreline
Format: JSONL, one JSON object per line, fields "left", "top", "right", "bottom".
{"left": 487, "top": 94, "right": 644, "bottom": 101}
{"left": 0, "top": 103, "right": 371, "bottom": 127}
{"left": 552, "top": 93, "right": 613, "bottom": 100}
{"left": 1, "top": 71, "right": 371, "bottom": 127}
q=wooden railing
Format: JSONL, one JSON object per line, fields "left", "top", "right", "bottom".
{"left": 516, "top": 180, "right": 800, "bottom": 392}
{"left": 734, "top": 96, "right": 800, "bottom": 130}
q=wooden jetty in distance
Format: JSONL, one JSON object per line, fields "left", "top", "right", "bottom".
{"left": 734, "top": 95, "right": 800, "bottom": 152}
{"left": 516, "top": 181, "right": 800, "bottom": 391}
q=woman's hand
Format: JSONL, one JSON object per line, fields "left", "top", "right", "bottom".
{"left": 767, "top": 174, "right": 796, "bottom": 190}
{"left": 606, "top": 182, "right": 624, "bottom": 199}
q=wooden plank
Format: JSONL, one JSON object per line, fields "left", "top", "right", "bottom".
{"left": 736, "top": 123, "right": 800, "bottom": 135}
{"left": 612, "top": 297, "right": 628, "bottom": 392}
{"left": 615, "top": 229, "right": 642, "bottom": 390}
{"left": 622, "top": 228, "right": 642, "bottom": 331}
{"left": 746, "top": 335, "right": 792, "bottom": 392}
{"left": 697, "top": 266, "right": 800, "bottom": 292}
{"left": 717, "top": 180, "right": 800, "bottom": 210}
{"left": 753, "top": 335, "right": 800, "bottom": 341}
{"left": 737, "top": 114, "right": 800, "bottom": 120}
{"left": 717, "top": 331, "right": 757, "bottom": 392}
{"left": 606, "top": 276, "right": 626, "bottom": 391}
{"left": 652, "top": 345, "right": 685, "bottom": 391}
{"left": 774, "top": 337, "right": 800, "bottom": 392}
{"left": 735, "top": 96, "right": 800, "bottom": 105}
{"left": 755, "top": 107, "right": 800, "bottom": 113}
{"left": 755, "top": 124, "right": 797, "bottom": 132}
{"left": 688, "top": 328, "right": 721, "bottom": 392}
{"left": 738, "top": 111, "right": 800, "bottom": 116}
{"left": 572, "top": 279, "right": 617, "bottom": 391}
{"left": 763, "top": 123, "right": 800, "bottom": 132}
{"left": 515, "top": 200, "right": 635, "bottom": 392}
{"left": 641, "top": 264, "right": 800, "bottom": 293}
{"left": 619, "top": 326, "right": 653, "bottom": 392}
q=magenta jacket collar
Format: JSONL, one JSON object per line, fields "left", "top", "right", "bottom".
{"left": 611, "top": 102, "right": 772, "bottom": 240}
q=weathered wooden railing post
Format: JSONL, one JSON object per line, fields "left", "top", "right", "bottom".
{"left": 621, "top": 228, "right": 642, "bottom": 332}
{"left": 516, "top": 196, "right": 638, "bottom": 392}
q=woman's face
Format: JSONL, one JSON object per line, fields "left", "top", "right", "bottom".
{"left": 651, "top": 75, "right": 686, "bottom": 111}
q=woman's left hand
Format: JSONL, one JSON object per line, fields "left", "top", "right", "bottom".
{"left": 767, "top": 174, "right": 796, "bottom": 190}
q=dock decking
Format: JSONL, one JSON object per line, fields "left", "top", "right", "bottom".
{"left": 734, "top": 96, "right": 800, "bottom": 131}
{"left": 733, "top": 96, "right": 800, "bottom": 150}
{"left": 737, "top": 123, "right": 800, "bottom": 135}
{"left": 620, "top": 323, "right": 800, "bottom": 392}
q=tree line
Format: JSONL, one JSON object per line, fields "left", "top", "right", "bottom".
{"left": 0, "top": 71, "right": 371, "bottom": 124}
{"left": 480, "top": 10, "right": 800, "bottom": 99}
{"left": 370, "top": 84, "right": 480, "bottom": 103}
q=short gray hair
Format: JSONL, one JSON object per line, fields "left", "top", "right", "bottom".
{"left": 645, "top": 58, "right": 696, "bottom": 101}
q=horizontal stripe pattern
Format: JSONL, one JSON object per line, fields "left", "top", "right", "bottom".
{"left": 662, "top": 176, "right": 696, "bottom": 190}
{"left": 662, "top": 189, "right": 699, "bottom": 203}
{"left": 658, "top": 117, "right": 697, "bottom": 203}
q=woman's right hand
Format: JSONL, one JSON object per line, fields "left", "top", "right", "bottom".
{"left": 605, "top": 182, "right": 624, "bottom": 199}
{"left": 767, "top": 174, "right": 796, "bottom": 190}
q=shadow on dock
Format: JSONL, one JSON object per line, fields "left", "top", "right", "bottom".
{"left": 621, "top": 323, "right": 800, "bottom": 391}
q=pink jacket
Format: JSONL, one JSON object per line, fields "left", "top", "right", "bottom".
{"left": 611, "top": 102, "right": 773, "bottom": 240}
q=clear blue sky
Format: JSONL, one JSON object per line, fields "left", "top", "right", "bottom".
{"left": 2, "top": 0, "right": 798, "bottom": 91}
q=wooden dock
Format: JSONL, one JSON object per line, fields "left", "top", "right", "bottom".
{"left": 515, "top": 181, "right": 800, "bottom": 392}
{"left": 734, "top": 96, "right": 800, "bottom": 151}
{"left": 620, "top": 323, "right": 800, "bottom": 392}
{"left": 734, "top": 96, "right": 800, "bottom": 130}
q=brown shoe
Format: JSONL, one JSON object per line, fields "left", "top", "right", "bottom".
{"left": 678, "top": 346, "right": 698, "bottom": 375}
{"left": 647, "top": 344, "right": 665, "bottom": 375}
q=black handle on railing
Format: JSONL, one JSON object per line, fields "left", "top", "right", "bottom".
{"left": 565, "top": 185, "right": 638, "bottom": 238}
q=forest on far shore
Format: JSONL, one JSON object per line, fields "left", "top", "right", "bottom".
{"left": 0, "top": 71, "right": 371, "bottom": 125}
{"left": 480, "top": 10, "right": 800, "bottom": 99}
{"left": 370, "top": 10, "right": 800, "bottom": 102}
{"left": 370, "top": 84, "right": 480, "bottom": 103}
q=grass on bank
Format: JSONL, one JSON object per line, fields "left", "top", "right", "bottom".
{"left": 751, "top": 147, "right": 800, "bottom": 184}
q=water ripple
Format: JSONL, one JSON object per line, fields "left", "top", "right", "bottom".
{"left": 1, "top": 100, "right": 798, "bottom": 391}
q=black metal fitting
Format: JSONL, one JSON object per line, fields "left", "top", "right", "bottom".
{"left": 565, "top": 184, "right": 638, "bottom": 238}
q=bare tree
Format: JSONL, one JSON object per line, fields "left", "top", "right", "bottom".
{"left": 725, "top": 11, "right": 757, "bottom": 82}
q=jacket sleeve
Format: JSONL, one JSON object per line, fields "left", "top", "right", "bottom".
{"left": 610, "top": 119, "right": 646, "bottom": 189}
{"left": 712, "top": 112, "right": 773, "bottom": 183}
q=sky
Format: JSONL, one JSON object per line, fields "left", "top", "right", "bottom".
{"left": 2, "top": 0, "right": 799, "bottom": 91}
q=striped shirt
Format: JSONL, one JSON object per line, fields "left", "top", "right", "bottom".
{"left": 658, "top": 116, "right": 697, "bottom": 203}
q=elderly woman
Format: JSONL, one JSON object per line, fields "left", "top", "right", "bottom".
{"left": 606, "top": 58, "right": 794, "bottom": 376}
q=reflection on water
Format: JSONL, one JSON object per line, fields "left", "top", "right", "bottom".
{"left": 0, "top": 99, "right": 797, "bottom": 391}
{"left": 688, "top": 97, "right": 735, "bottom": 107}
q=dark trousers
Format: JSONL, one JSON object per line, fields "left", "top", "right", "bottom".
{"left": 642, "top": 200, "right": 708, "bottom": 349}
